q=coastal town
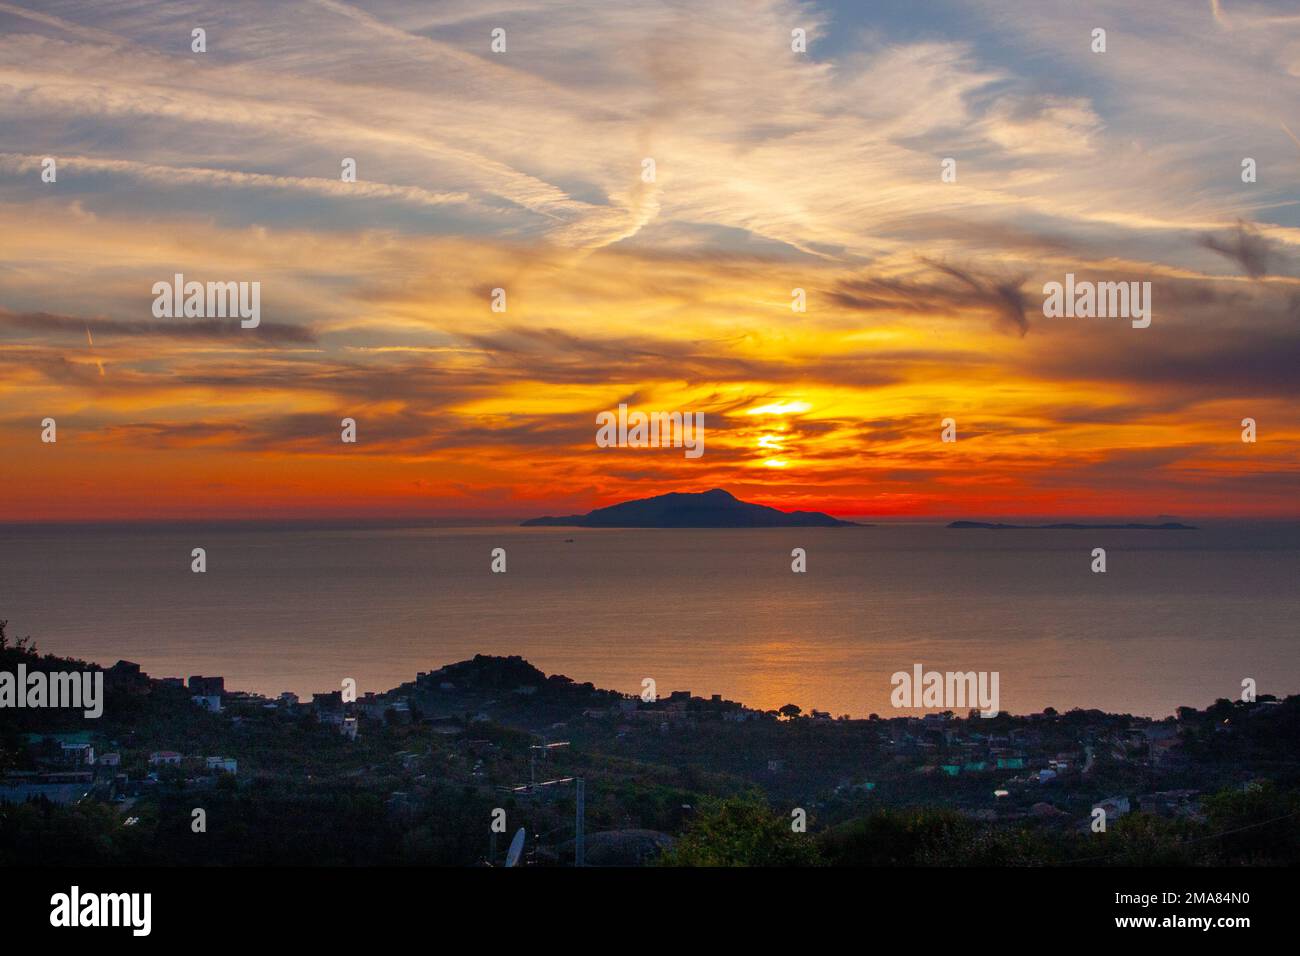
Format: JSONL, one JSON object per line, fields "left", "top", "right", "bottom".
{"left": 3, "top": 627, "right": 1297, "bottom": 866}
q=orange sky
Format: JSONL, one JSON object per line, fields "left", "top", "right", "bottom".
{"left": 1, "top": 1, "right": 1298, "bottom": 521}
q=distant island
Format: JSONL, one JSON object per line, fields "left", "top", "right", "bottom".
{"left": 948, "top": 520, "right": 1197, "bottom": 530}
{"left": 522, "top": 488, "right": 862, "bottom": 528}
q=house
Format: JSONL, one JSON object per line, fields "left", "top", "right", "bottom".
{"left": 188, "top": 676, "right": 224, "bottom": 710}
{"left": 205, "top": 757, "right": 237, "bottom": 774}
{"left": 60, "top": 742, "right": 95, "bottom": 767}
{"left": 340, "top": 717, "right": 358, "bottom": 740}
{"left": 312, "top": 691, "right": 343, "bottom": 713}
{"left": 149, "top": 751, "right": 182, "bottom": 767}
{"left": 97, "top": 752, "right": 120, "bottom": 767}
{"left": 106, "top": 660, "right": 149, "bottom": 692}
{"left": 1094, "top": 795, "right": 1131, "bottom": 819}
{"left": 1138, "top": 789, "right": 1202, "bottom": 820}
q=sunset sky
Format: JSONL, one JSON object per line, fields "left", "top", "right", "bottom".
{"left": 2, "top": 0, "right": 1298, "bottom": 521}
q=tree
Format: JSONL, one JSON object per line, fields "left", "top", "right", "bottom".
{"left": 659, "top": 796, "right": 821, "bottom": 866}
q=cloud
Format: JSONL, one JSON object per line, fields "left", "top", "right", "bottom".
{"left": 831, "top": 261, "right": 1030, "bottom": 336}
{"left": 1198, "top": 221, "right": 1280, "bottom": 278}
{"left": 1, "top": 0, "right": 1298, "bottom": 519}
{"left": 0, "top": 308, "right": 317, "bottom": 344}
{"left": 0, "top": 153, "right": 472, "bottom": 209}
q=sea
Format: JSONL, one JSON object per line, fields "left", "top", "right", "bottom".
{"left": 1, "top": 521, "right": 1296, "bottom": 718}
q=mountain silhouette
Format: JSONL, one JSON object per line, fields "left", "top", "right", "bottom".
{"left": 522, "top": 489, "right": 861, "bottom": 528}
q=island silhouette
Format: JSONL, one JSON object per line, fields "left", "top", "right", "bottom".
{"left": 521, "top": 488, "right": 861, "bottom": 528}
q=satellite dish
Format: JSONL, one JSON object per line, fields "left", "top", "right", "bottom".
{"left": 504, "top": 827, "right": 526, "bottom": 867}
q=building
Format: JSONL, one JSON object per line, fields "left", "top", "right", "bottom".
{"left": 149, "top": 751, "right": 182, "bottom": 767}
{"left": 313, "top": 691, "right": 343, "bottom": 713}
{"left": 205, "top": 756, "right": 237, "bottom": 774}
{"left": 1094, "top": 795, "right": 1131, "bottom": 819}
{"left": 106, "top": 660, "right": 149, "bottom": 692}
{"left": 60, "top": 742, "right": 95, "bottom": 767}
{"left": 188, "top": 676, "right": 224, "bottom": 695}
{"left": 0, "top": 772, "right": 94, "bottom": 806}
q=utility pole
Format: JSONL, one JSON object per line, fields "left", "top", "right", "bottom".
{"left": 530, "top": 739, "right": 569, "bottom": 790}
{"left": 508, "top": 738, "right": 581, "bottom": 865}
{"left": 575, "top": 777, "right": 585, "bottom": 867}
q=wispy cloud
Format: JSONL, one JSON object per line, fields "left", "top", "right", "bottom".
{"left": 1, "top": 0, "right": 1297, "bottom": 519}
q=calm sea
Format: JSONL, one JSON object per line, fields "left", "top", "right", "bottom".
{"left": 1, "top": 522, "right": 1296, "bottom": 717}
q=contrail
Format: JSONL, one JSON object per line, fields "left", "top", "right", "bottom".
{"left": 1212, "top": 0, "right": 1300, "bottom": 28}
{"left": 1283, "top": 123, "right": 1300, "bottom": 154}
{"left": 85, "top": 324, "right": 105, "bottom": 376}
